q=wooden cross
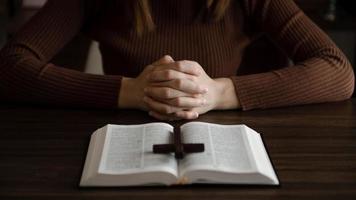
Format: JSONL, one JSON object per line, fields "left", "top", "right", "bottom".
{"left": 153, "top": 126, "right": 205, "bottom": 159}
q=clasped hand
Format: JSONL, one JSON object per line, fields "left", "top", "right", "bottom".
{"left": 119, "top": 55, "right": 239, "bottom": 121}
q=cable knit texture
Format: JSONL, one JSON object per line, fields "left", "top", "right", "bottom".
{"left": 0, "top": 0, "right": 354, "bottom": 110}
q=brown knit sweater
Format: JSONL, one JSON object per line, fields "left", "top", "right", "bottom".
{"left": 0, "top": 0, "right": 354, "bottom": 110}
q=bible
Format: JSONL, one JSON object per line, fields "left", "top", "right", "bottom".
{"left": 80, "top": 122, "right": 279, "bottom": 186}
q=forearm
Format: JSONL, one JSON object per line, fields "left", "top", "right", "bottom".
{"left": 213, "top": 78, "right": 241, "bottom": 110}
{"left": 237, "top": 0, "right": 355, "bottom": 110}
{"left": 0, "top": 55, "right": 121, "bottom": 108}
{"left": 118, "top": 77, "right": 143, "bottom": 109}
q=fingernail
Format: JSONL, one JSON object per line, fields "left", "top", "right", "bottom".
{"left": 201, "top": 87, "right": 208, "bottom": 93}
{"left": 193, "top": 93, "right": 201, "bottom": 98}
{"left": 194, "top": 112, "right": 199, "bottom": 118}
{"left": 202, "top": 99, "right": 207, "bottom": 105}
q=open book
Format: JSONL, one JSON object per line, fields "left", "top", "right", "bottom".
{"left": 80, "top": 122, "right": 279, "bottom": 186}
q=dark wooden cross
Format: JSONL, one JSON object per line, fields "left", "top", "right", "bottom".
{"left": 153, "top": 126, "right": 205, "bottom": 159}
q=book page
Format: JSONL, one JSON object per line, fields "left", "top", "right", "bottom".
{"left": 98, "top": 123, "right": 177, "bottom": 176}
{"left": 179, "top": 122, "right": 255, "bottom": 175}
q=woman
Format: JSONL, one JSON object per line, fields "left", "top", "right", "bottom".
{"left": 0, "top": 0, "right": 354, "bottom": 120}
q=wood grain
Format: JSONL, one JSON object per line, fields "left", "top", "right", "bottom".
{"left": 0, "top": 99, "right": 355, "bottom": 200}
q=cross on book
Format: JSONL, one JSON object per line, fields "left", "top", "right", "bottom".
{"left": 153, "top": 126, "right": 205, "bottom": 159}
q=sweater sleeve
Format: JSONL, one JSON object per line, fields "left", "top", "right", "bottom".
{"left": 231, "top": 0, "right": 355, "bottom": 110}
{"left": 0, "top": 0, "right": 122, "bottom": 108}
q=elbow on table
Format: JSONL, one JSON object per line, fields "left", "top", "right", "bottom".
{"left": 331, "top": 61, "right": 355, "bottom": 101}
{"left": 345, "top": 69, "right": 355, "bottom": 98}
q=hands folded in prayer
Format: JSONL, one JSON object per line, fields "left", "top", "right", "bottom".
{"left": 119, "top": 55, "right": 240, "bottom": 121}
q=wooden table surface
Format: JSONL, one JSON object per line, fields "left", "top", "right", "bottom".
{"left": 0, "top": 99, "right": 355, "bottom": 200}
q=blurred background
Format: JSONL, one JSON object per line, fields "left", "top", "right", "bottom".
{"left": 0, "top": 0, "right": 355, "bottom": 96}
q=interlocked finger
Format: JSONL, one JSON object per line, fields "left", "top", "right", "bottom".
{"left": 148, "top": 111, "right": 180, "bottom": 121}
{"left": 165, "top": 97, "right": 206, "bottom": 108}
{"left": 149, "top": 69, "right": 197, "bottom": 82}
{"left": 144, "top": 87, "right": 191, "bottom": 99}
{"left": 143, "top": 96, "right": 182, "bottom": 114}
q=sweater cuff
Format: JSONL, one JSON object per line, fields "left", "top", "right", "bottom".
{"left": 230, "top": 72, "right": 280, "bottom": 111}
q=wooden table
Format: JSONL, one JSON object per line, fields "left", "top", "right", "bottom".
{"left": 0, "top": 99, "right": 355, "bottom": 199}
